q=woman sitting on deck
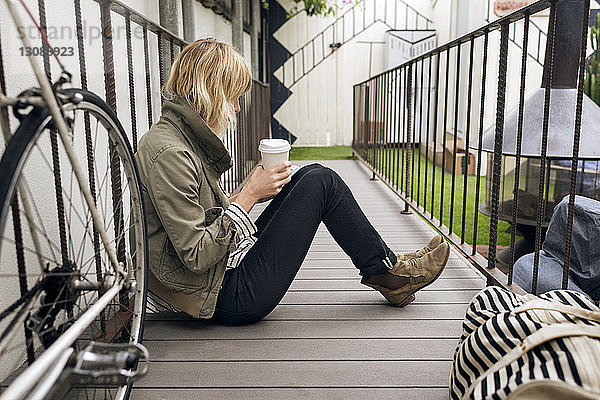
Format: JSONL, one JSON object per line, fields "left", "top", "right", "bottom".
{"left": 135, "top": 38, "right": 451, "bottom": 325}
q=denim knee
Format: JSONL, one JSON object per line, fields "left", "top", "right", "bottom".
{"left": 304, "top": 164, "right": 339, "bottom": 179}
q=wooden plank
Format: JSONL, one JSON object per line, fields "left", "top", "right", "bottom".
{"left": 299, "top": 258, "right": 476, "bottom": 269}
{"left": 307, "top": 243, "right": 454, "bottom": 252}
{"left": 146, "top": 303, "right": 468, "bottom": 321}
{"left": 142, "top": 319, "right": 464, "bottom": 340}
{"left": 289, "top": 278, "right": 485, "bottom": 291}
{"left": 134, "top": 360, "right": 453, "bottom": 388}
{"left": 142, "top": 338, "right": 459, "bottom": 361}
{"left": 295, "top": 268, "right": 480, "bottom": 279}
{"left": 302, "top": 249, "right": 464, "bottom": 258}
{"left": 264, "top": 304, "right": 467, "bottom": 320}
{"left": 280, "top": 289, "right": 479, "bottom": 304}
{"left": 132, "top": 387, "right": 449, "bottom": 400}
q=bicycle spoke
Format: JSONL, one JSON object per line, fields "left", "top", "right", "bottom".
{"left": 20, "top": 177, "right": 59, "bottom": 263}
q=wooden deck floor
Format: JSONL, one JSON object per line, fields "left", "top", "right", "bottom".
{"left": 132, "top": 160, "right": 486, "bottom": 400}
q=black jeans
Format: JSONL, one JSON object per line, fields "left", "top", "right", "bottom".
{"left": 213, "top": 163, "right": 397, "bottom": 325}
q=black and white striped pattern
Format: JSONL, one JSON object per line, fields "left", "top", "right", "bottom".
{"left": 224, "top": 202, "right": 258, "bottom": 269}
{"left": 450, "top": 286, "right": 600, "bottom": 399}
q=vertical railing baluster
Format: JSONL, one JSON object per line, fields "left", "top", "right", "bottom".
{"left": 431, "top": 51, "right": 441, "bottom": 218}
{"left": 143, "top": 25, "right": 153, "bottom": 127}
{"left": 382, "top": 71, "right": 388, "bottom": 181}
{"left": 0, "top": 28, "right": 7, "bottom": 138}
{"left": 424, "top": 54, "right": 433, "bottom": 212}
{"left": 125, "top": 13, "right": 138, "bottom": 150}
{"left": 74, "top": 0, "right": 103, "bottom": 307}
{"left": 385, "top": 71, "right": 394, "bottom": 183}
{"left": 488, "top": 23, "right": 510, "bottom": 275}
{"left": 379, "top": 73, "right": 384, "bottom": 174}
{"left": 382, "top": 72, "right": 388, "bottom": 179}
{"left": 561, "top": 0, "right": 589, "bottom": 288}
{"left": 369, "top": 80, "right": 374, "bottom": 166}
{"left": 449, "top": 43, "right": 461, "bottom": 235}
{"left": 352, "top": 85, "right": 356, "bottom": 151}
{"left": 394, "top": 68, "right": 400, "bottom": 190}
{"left": 532, "top": 2, "right": 557, "bottom": 294}
{"left": 100, "top": 1, "right": 127, "bottom": 275}
{"left": 508, "top": 15, "right": 530, "bottom": 284}
{"left": 461, "top": 35, "right": 475, "bottom": 244}
{"left": 400, "top": 67, "right": 406, "bottom": 191}
{"left": 3, "top": 6, "right": 34, "bottom": 363}
{"left": 396, "top": 68, "right": 402, "bottom": 190}
{"left": 38, "top": 0, "right": 71, "bottom": 268}
{"left": 364, "top": 83, "right": 370, "bottom": 163}
{"left": 170, "top": 39, "right": 175, "bottom": 66}
{"left": 440, "top": 48, "right": 450, "bottom": 226}
{"left": 404, "top": 63, "right": 413, "bottom": 212}
{"left": 473, "top": 30, "right": 488, "bottom": 255}
{"left": 417, "top": 58, "right": 425, "bottom": 207}
{"left": 388, "top": 71, "right": 394, "bottom": 184}
{"left": 373, "top": 76, "right": 379, "bottom": 173}
{"left": 158, "top": 32, "right": 165, "bottom": 95}
{"left": 410, "top": 60, "right": 418, "bottom": 202}
{"left": 378, "top": 73, "right": 383, "bottom": 174}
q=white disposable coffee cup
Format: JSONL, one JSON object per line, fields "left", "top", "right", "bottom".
{"left": 258, "top": 138, "right": 291, "bottom": 170}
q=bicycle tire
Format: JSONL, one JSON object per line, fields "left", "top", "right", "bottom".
{"left": 0, "top": 88, "right": 148, "bottom": 400}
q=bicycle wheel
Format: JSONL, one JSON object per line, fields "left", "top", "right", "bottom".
{"left": 0, "top": 88, "right": 147, "bottom": 399}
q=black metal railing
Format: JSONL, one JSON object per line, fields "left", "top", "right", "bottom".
{"left": 0, "top": 0, "right": 268, "bottom": 194}
{"left": 222, "top": 81, "right": 271, "bottom": 195}
{"left": 353, "top": 0, "right": 592, "bottom": 294}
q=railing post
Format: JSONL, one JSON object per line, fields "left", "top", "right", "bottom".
{"left": 402, "top": 62, "right": 413, "bottom": 214}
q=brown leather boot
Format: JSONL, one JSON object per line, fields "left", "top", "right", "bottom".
{"left": 397, "top": 234, "right": 444, "bottom": 262}
{"left": 361, "top": 242, "right": 450, "bottom": 306}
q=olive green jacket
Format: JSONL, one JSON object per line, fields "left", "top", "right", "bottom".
{"left": 135, "top": 96, "right": 239, "bottom": 319}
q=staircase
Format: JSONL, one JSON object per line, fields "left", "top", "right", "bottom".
{"left": 279, "top": 0, "right": 435, "bottom": 88}
{"left": 269, "top": 0, "right": 436, "bottom": 143}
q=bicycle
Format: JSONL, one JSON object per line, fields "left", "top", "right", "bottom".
{"left": 0, "top": 0, "right": 149, "bottom": 399}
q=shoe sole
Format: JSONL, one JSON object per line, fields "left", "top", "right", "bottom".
{"left": 394, "top": 244, "right": 451, "bottom": 305}
{"left": 395, "top": 293, "right": 416, "bottom": 307}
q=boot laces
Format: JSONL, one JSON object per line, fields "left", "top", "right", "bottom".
{"left": 407, "top": 258, "right": 419, "bottom": 268}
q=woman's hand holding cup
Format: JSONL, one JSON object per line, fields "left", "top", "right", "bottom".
{"left": 234, "top": 161, "right": 292, "bottom": 212}
{"left": 244, "top": 161, "right": 292, "bottom": 203}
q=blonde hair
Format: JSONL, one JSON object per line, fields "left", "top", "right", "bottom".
{"left": 162, "top": 38, "right": 252, "bottom": 135}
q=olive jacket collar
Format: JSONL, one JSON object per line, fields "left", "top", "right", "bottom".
{"left": 160, "top": 96, "right": 233, "bottom": 175}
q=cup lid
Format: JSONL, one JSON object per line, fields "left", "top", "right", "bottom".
{"left": 258, "top": 138, "right": 291, "bottom": 153}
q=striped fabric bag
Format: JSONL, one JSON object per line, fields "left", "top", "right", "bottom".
{"left": 450, "top": 286, "right": 600, "bottom": 399}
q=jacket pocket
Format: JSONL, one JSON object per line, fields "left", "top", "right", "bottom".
{"left": 158, "top": 236, "right": 212, "bottom": 293}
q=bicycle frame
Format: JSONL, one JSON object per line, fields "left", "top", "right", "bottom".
{"left": 0, "top": 1, "right": 134, "bottom": 398}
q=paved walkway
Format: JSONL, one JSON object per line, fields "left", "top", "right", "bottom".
{"left": 132, "top": 160, "right": 486, "bottom": 399}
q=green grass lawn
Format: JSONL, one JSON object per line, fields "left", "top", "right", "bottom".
{"left": 290, "top": 146, "right": 355, "bottom": 160}
{"left": 289, "top": 145, "right": 512, "bottom": 246}
{"left": 369, "top": 147, "right": 514, "bottom": 246}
